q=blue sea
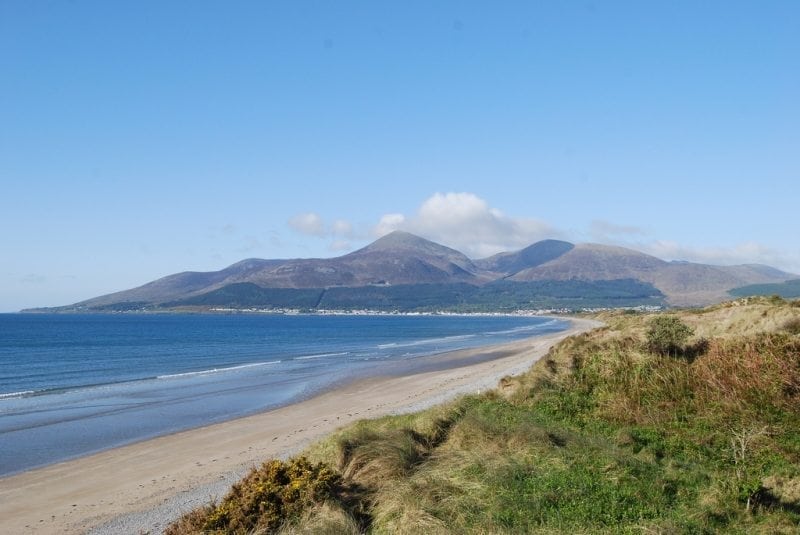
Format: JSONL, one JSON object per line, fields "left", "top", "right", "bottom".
{"left": 0, "top": 313, "right": 567, "bottom": 476}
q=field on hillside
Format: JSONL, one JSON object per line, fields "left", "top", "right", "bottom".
{"left": 168, "top": 297, "right": 800, "bottom": 534}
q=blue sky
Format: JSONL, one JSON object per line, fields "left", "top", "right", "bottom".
{"left": 1, "top": 1, "right": 798, "bottom": 312}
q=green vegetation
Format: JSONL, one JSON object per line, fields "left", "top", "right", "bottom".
{"left": 168, "top": 299, "right": 800, "bottom": 534}
{"left": 163, "top": 283, "right": 325, "bottom": 309}
{"left": 164, "top": 279, "right": 665, "bottom": 312}
{"left": 468, "top": 279, "right": 664, "bottom": 311}
{"left": 164, "top": 457, "right": 343, "bottom": 535}
{"left": 645, "top": 315, "right": 695, "bottom": 357}
{"left": 730, "top": 279, "right": 800, "bottom": 299}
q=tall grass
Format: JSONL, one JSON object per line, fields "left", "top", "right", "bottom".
{"left": 168, "top": 300, "right": 800, "bottom": 534}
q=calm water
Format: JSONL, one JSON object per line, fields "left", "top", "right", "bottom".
{"left": 0, "top": 313, "right": 567, "bottom": 476}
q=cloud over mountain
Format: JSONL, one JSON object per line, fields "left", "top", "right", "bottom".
{"left": 642, "top": 240, "right": 800, "bottom": 272}
{"left": 373, "top": 192, "right": 560, "bottom": 258}
{"left": 288, "top": 213, "right": 326, "bottom": 237}
{"left": 287, "top": 192, "right": 798, "bottom": 273}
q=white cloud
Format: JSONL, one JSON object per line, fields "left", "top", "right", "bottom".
{"left": 288, "top": 212, "right": 326, "bottom": 237}
{"left": 589, "top": 219, "right": 646, "bottom": 242}
{"left": 331, "top": 219, "right": 354, "bottom": 238}
{"left": 375, "top": 213, "right": 406, "bottom": 236}
{"left": 287, "top": 195, "right": 799, "bottom": 274}
{"left": 288, "top": 213, "right": 361, "bottom": 243}
{"left": 641, "top": 240, "right": 799, "bottom": 272}
{"left": 373, "top": 192, "right": 560, "bottom": 258}
{"left": 581, "top": 221, "right": 799, "bottom": 273}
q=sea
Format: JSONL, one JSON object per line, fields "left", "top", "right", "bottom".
{"left": 0, "top": 313, "right": 567, "bottom": 477}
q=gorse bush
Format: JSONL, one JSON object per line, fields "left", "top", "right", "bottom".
{"left": 645, "top": 315, "right": 694, "bottom": 357}
{"left": 165, "top": 457, "right": 340, "bottom": 535}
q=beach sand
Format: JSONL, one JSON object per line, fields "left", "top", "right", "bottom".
{"left": 0, "top": 318, "right": 599, "bottom": 534}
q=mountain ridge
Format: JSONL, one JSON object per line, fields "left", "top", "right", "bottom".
{"left": 29, "top": 231, "right": 796, "bottom": 312}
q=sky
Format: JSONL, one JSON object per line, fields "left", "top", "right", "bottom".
{"left": 1, "top": 1, "right": 798, "bottom": 312}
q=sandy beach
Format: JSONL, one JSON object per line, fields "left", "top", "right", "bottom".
{"left": 0, "top": 317, "right": 598, "bottom": 534}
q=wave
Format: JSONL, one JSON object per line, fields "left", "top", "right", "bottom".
{"left": 0, "top": 390, "right": 35, "bottom": 400}
{"left": 374, "top": 319, "right": 564, "bottom": 352}
{"left": 295, "top": 352, "right": 349, "bottom": 361}
{"left": 157, "top": 360, "right": 282, "bottom": 380}
{"left": 0, "top": 379, "right": 152, "bottom": 402}
{"left": 0, "top": 360, "right": 285, "bottom": 403}
{"left": 378, "top": 333, "right": 477, "bottom": 350}
{"left": 485, "top": 319, "right": 560, "bottom": 335}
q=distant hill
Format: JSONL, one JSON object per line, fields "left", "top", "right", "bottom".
{"left": 55, "top": 232, "right": 485, "bottom": 310}
{"left": 474, "top": 239, "right": 575, "bottom": 276}
{"left": 28, "top": 231, "right": 796, "bottom": 312}
{"left": 164, "top": 279, "right": 665, "bottom": 312}
{"left": 506, "top": 243, "right": 795, "bottom": 307}
{"left": 729, "top": 279, "right": 800, "bottom": 299}
{"left": 508, "top": 243, "right": 666, "bottom": 282}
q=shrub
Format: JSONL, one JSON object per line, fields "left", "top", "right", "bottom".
{"left": 165, "top": 457, "right": 340, "bottom": 534}
{"left": 646, "top": 315, "right": 694, "bottom": 357}
{"left": 782, "top": 317, "right": 800, "bottom": 335}
{"left": 692, "top": 333, "right": 800, "bottom": 414}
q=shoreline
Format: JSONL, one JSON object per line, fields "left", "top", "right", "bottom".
{"left": 0, "top": 315, "right": 567, "bottom": 477}
{"left": 0, "top": 317, "right": 599, "bottom": 534}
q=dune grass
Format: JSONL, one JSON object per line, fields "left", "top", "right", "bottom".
{"left": 168, "top": 297, "right": 800, "bottom": 534}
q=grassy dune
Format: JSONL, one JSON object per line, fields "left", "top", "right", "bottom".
{"left": 168, "top": 297, "right": 800, "bottom": 534}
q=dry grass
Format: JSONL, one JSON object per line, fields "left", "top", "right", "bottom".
{"left": 783, "top": 317, "right": 800, "bottom": 335}
{"left": 681, "top": 297, "right": 800, "bottom": 338}
{"left": 167, "top": 299, "right": 800, "bottom": 534}
{"left": 164, "top": 503, "right": 217, "bottom": 535}
{"left": 277, "top": 502, "right": 361, "bottom": 535}
{"left": 692, "top": 334, "right": 800, "bottom": 415}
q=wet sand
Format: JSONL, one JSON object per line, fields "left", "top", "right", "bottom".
{"left": 0, "top": 318, "right": 599, "bottom": 534}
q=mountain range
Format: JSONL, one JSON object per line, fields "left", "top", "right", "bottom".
{"left": 33, "top": 231, "right": 797, "bottom": 312}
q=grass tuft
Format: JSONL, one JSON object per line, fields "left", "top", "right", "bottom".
{"left": 782, "top": 317, "right": 800, "bottom": 335}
